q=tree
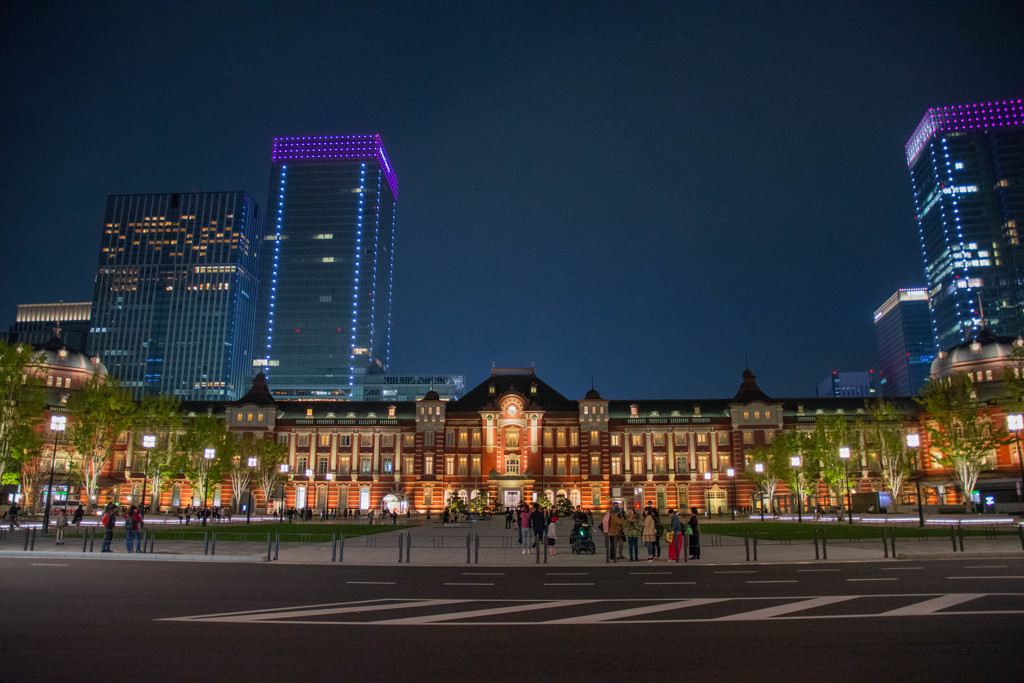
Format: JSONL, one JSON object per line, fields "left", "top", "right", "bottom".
{"left": 999, "top": 343, "right": 1024, "bottom": 412}
{"left": 0, "top": 341, "right": 46, "bottom": 491}
{"left": 252, "top": 438, "right": 288, "bottom": 513}
{"left": 229, "top": 437, "right": 267, "bottom": 512}
{"left": 133, "top": 394, "right": 181, "bottom": 512}
{"left": 917, "top": 372, "right": 1007, "bottom": 513}
{"left": 865, "top": 400, "right": 913, "bottom": 506}
{"left": 175, "top": 413, "right": 231, "bottom": 508}
{"left": 66, "top": 375, "right": 135, "bottom": 510}
{"left": 776, "top": 430, "right": 820, "bottom": 518}
{"left": 806, "top": 414, "right": 858, "bottom": 509}
{"left": 744, "top": 445, "right": 785, "bottom": 513}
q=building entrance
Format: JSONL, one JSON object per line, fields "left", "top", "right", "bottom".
{"left": 503, "top": 489, "right": 521, "bottom": 509}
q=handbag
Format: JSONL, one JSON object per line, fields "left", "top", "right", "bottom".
{"left": 664, "top": 530, "right": 674, "bottom": 543}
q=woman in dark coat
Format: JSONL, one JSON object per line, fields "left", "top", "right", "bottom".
{"left": 688, "top": 507, "right": 701, "bottom": 559}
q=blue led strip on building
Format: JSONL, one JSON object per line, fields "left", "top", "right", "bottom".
{"left": 265, "top": 167, "right": 286, "bottom": 363}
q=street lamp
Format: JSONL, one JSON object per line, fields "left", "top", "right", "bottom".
{"left": 42, "top": 414, "right": 66, "bottom": 533}
{"left": 1007, "top": 415, "right": 1024, "bottom": 510}
{"left": 906, "top": 433, "right": 925, "bottom": 528}
{"left": 754, "top": 462, "right": 765, "bottom": 521}
{"left": 727, "top": 467, "right": 737, "bottom": 519}
{"left": 839, "top": 446, "right": 853, "bottom": 525}
{"left": 140, "top": 434, "right": 155, "bottom": 517}
{"left": 202, "top": 447, "right": 215, "bottom": 525}
{"left": 246, "top": 456, "right": 257, "bottom": 524}
{"left": 790, "top": 455, "right": 803, "bottom": 523}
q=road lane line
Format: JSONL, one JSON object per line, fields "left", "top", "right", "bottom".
{"left": 462, "top": 572, "right": 504, "bottom": 575}
{"left": 746, "top": 580, "right": 798, "bottom": 584}
{"left": 645, "top": 581, "right": 696, "bottom": 585}
{"left": 629, "top": 572, "right": 672, "bottom": 575}
{"left": 880, "top": 567, "right": 923, "bottom": 570}
{"left": 30, "top": 563, "right": 68, "bottom": 566}
{"left": 847, "top": 578, "right": 897, "bottom": 582}
{"left": 163, "top": 599, "right": 464, "bottom": 623}
{"left": 714, "top": 595, "right": 857, "bottom": 621}
{"left": 546, "top": 598, "right": 727, "bottom": 624}
{"left": 544, "top": 582, "right": 595, "bottom": 586}
{"left": 964, "top": 565, "right": 1007, "bottom": 569}
{"left": 797, "top": 569, "right": 840, "bottom": 572}
{"left": 376, "top": 599, "right": 595, "bottom": 625}
{"left": 445, "top": 582, "right": 493, "bottom": 586}
{"left": 881, "top": 593, "right": 984, "bottom": 616}
{"left": 546, "top": 572, "right": 588, "bottom": 575}
{"left": 346, "top": 581, "right": 396, "bottom": 585}
{"left": 714, "top": 570, "right": 756, "bottom": 574}
{"left": 947, "top": 576, "right": 1024, "bottom": 580}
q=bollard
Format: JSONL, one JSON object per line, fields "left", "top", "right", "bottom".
{"left": 813, "top": 529, "right": 819, "bottom": 560}
{"left": 274, "top": 532, "right": 279, "bottom": 561}
{"left": 211, "top": 531, "right": 216, "bottom": 556}
{"left": 267, "top": 532, "right": 272, "bottom": 562}
{"left": 149, "top": 530, "right": 155, "bottom": 554}
{"left": 604, "top": 533, "right": 610, "bottom": 563}
{"left": 821, "top": 528, "right": 828, "bottom": 560}
{"left": 543, "top": 531, "right": 548, "bottom": 564}
{"left": 89, "top": 527, "right": 95, "bottom": 553}
{"left": 744, "top": 530, "right": 750, "bottom": 562}
{"left": 338, "top": 533, "right": 344, "bottom": 563}
{"left": 24, "top": 527, "right": 31, "bottom": 551}
{"left": 536, "top": 531, "right": 542, "bottom": 564}
{"left": 332, "top": 533, "right": 337, "bottom": 562}
{"left": 950, "top": 525, "right": 957, "bottom": 552}
{"left": 475, "top": 532, "right": 480, "bottom": 565}
{"left": 889, "top": 527, "right": 896, "bottom": 558}
{"left": 405, "top": 531, "right": 411, "bottom": 564}
{"left": 753, "top": 530, "right": 758, "bottom": 561}
{"left": 1018, "top": 524, "right": 1024, "bottom": 552}
{"left": 957, "top": 523, "right": 964, "bottom": 552}
{"left": 466, "top": 532, "right": 471, "bottom": 564}
{"left": 882, "top": 528, "right": 889, "bottom": 558}
{"left": 29, "top": 528, "right": 37, "bottom": 551}
{"left": 398, "top": 531, "right": 404, "bottom": 563}
{"left": 204, "top": 530, "right": 209, "bottom": 556}
{"left": 82, "top": 527, "right": 89, "bottom": 553}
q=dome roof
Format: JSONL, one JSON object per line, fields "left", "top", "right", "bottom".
{"left": 930, "top": 328, "right": 1021, "bottom": 379}
{"left": 33, "top": 335, "right": 107, "bottom": 375}
{"left": 584, "top": 388, "right": 602, "bottom": 400}
{"left": 423, "top": 389, "right": 440, "bottom": 401}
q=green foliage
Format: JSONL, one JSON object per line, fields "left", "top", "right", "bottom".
{"left": 553, "top": 494, "right": 574, "bottom": 518}
{"left": 133, "top": 394, "right": 182, "bottom": 504}
{"left": 865, "top": 399, "right": 913, "bottom": 502}
{"left": 174, "top": 413, "right": 232, "bottom": 506}
{"left": 0, "top": 340, "right": 46, "bottom": 486}
{"left": 446, "top": 496, "right": 468, "bottom": 516}
{"left": 806, "top": 414, "right": 859, "bottom": 505}
{"left": 66, "top": 375, "right": 135, "bottom": 508}
{"left": 1000, "top": 343, "right": 1024, "bottom": 412}
{"left": 252, "top": 437, "right": 289, "bottom": 509}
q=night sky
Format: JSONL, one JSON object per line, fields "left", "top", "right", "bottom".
{"left": 2, "top": 2, "right": 1022, "bottom": 401}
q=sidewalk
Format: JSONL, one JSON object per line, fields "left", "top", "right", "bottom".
{"left": 3, "top": 517, "right": 1020, "bottom": 565}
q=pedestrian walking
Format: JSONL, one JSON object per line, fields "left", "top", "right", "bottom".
{"left": 101, "top": 504, "right": 116, "bottom": 552}
{"left": 642, "top": 508, "right": 658, "bottom": 561}
{"left": 124, "top": 505, "right": 143, "bottom": 552}
{"left": 625, "top": 511, "right": 641, "bottom": 561}
{"left": 667, "top": 508, "right": 683, "bottom": 560}
{"left": 55, "top": 508, "right": 69, "bottom": 545}
{"left": 688, "top": 507, "right": 701, "bottom": 559}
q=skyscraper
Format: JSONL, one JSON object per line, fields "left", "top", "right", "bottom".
{"left": 906, "top": 99, "right": 1024, "bottom": 352}
{"left": 873, "top": 288, "right": 934, "bottom": 397}
{"left": 89, "top": 191, "right": 264, "bottom": 400}
{"left": 257, "top": 135, "right": 397, "bottom": 398}
{"left": 816, "top": 370, "right": 878, "bottom": 398}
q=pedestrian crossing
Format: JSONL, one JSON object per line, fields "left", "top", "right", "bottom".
{"left": 161, "top": 593, "right": 1024, "bottom": 625}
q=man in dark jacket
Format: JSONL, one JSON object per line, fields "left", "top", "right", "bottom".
{"left": 529, "top": 503, "right": 546, "bottom": 549}
{"left": 101, "top": 503, "right": 117, "bottom": 552}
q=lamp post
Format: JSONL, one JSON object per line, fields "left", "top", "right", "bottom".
{"left": 1007, "top": 414, "right": 1024, "bottom": 509}
{"left": 42, "top": 414, "right": 66, "bottom": 533}
{"left": 755, "top": 462, "right": 765, "bottom": 521}
{"left": 140, "top": 434, "right": 155, "bottom": 518}
{"left": 906, "top": 433, "right": 925, "bottom": 528}
{"left": 326, "top": 472, "right": 334, "bottom": 521}
{"left": 704, "top": 471, "right": 712, "bottom": 516}
{"left": 727, "top": 467, "right": 737, "bottom": 519}
{"left": 839, "top": 446, "right": 853, "bottom": 525}
{"left": 279, "top": 463, "right": 289, "bottom": 520}
{"left": 202, "top": 447, "right": 215, "bottom": 525}
{"left": 246, "top": 456, "right": 257, "bottom": 524}
{"left": 791, "top": 455, "right": 802, "bottom": 523}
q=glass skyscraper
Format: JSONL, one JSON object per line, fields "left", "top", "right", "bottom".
{"left": 907, "top": 99, "right": 1024, "bottom": 351}
{"left": 89, "top": 192, "right": 264, "bottom": 400}
{"left": 257, "top": 135, "right": 397, "bottom": 398}
{"left": 873, "top": 288, "right": 934, "bottom": 397}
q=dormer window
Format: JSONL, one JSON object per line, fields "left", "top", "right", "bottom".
{"left": 488, "top": 384, "right": 496, "bottom": 395}
{"left": 694, "top": 406, "right": 701, "bottom": 417}
{"left": 530, "top": 383, "right": 537, "bottom": 395}
{"left": 306, "top": 408, "right": 313, "bottom": 417}
{"left": 630, "top": 404, "right": 638, "bottom": 416}
{"left": 388, "top": 405, "right": 396, "bottom": 418}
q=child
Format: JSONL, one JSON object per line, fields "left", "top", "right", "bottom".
{"left": 547, "top": 517, "right": 558, "bottom": 556}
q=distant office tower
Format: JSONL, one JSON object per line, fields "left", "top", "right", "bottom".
{"left": 5, "top": 302, "right": 92, "bottom": 350}
{"left": 257, "top": 135, "right": 397, "bottom": 398}
{"left": 873, "top": 288, "right": 934, "bottom": 397}
{"left": 816, "top": 370, "right": 878, "bottom": 398}
{"left": 906, "top": 99, "right": 1024, "bottom": 351}
{"left": 89, "top": 192, "right": 263, "bottom": 400}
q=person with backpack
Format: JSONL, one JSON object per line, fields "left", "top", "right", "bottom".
{"left": 100, "top": 503, "right": 116, "bottom": 552}
{"left": 124, "top": 505, "right": 143, "bottom": 552}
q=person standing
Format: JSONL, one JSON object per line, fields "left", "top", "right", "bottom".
{"left": 641, "top": 508, "right": 658, "bottom": 561}
{"left": 688, "top": 507, "right": 701, "bottom": 559}
{"left": 101, "top": 504, "right": 116, "bottom": 552}
{"left": 607, "top": 506, "right": 625, "bottom": 563}
{"left": 546, "top": 516, "right": 558, "bottom": 556}
{"left": 530, "top": 503, "right": 545, "bottom": 551}
{"left": 667, "top": 509, "right": 683, "bottom": 561}
{"left": 124, "top": 505, "right": 143, "bottom": 552}
{"left": 611, "top": 502, "right": 626, "bottom": 559}
{"left": 520, "top": 504, "right": 533, "bottom": 554}
{"left": 625, "top": 511, "right": 641, "bottom": 561}
{"left": 55, "top": 508, "right": 69, "bottom": 546}
{"left": 72, "top": 504, "right": 84, "bottom": 532}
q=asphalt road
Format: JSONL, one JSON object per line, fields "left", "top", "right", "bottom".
{"left": 4, "top": 557, "right": 1023, "bottom": 681}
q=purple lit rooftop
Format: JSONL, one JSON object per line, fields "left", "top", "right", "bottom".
{"left": 905, "top": 99, "right": 1024, "bottom": 166}
{"left": 271, "top": 134, "right": 398, "bottom": 197}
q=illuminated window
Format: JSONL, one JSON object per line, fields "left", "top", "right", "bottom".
{"left": 653, "top": 434, "right": 664, "bottom": 446}
{"left": 611, "top": 455, "right": 623, "bottom": 475}
{"left": 556, "top": 431, "right": 566, "bottom": 447}
{"left": 717, "top": 432, "right": 729, "bottom": 445}
{"left": 696, "top": 433, "right": 708, "bottom": 445}
{"left": 743, "top": 431, "right": 754, "bottom": 444}
{"left": 611, "top": 434, "right": 621, "bottom": 447}
{"left": 631, "top": 434, "right": 643, "bottom": 447}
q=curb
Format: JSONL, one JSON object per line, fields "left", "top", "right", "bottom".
{"left": 0, "top": 550, "right": 265, "bottom": 563}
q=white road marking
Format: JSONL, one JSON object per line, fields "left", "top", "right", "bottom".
{"left": 375, "top": 599, "right": 594, "bottom": 625}
{"left": 880, "top": 567, "right": 923, "bottom": 571}
{"left": 714, "top": 595, "right": 857, "bottom": 621}
{"left": 881, "top": 593, "right": 984, "bottom": 616}
{"left": 715, "top": 570, "right": 756, "bottom": 574}
{"left": 462, "top": 572, "right": 504, "bottom": 575}
{"left": 30, "top": 563, "right": 68, "bottom": 567}
{"left": 963, "top": 565, "right": 1007, "bottom": 569}
{"left": 847, "top": 578, "right": 897, "bottom": 582}
{"left": 346, "top": 581, "right": 395, "bottom": 585}
{"left": 444, "top": 582, "right": 493, "bottom": 586}
{"left": 746, "top": 580, "right": 798, "bottom": 584}
{"left": 546, "top": 598, "right": 726, "bottom": 624}
{"left": 630, "top": 572, "right": 672, "bottom": 575}
{"left": 947, "top": 576, "right": 1024, "bottom": 580}
{"left": 546, "top": 572, "right": 588, "bottom": 575}
{"left": 544, "top": 582, "right": 594, "bottom": 586}
{"left": 162, "top": 599, "right": 461, "bottom": 623}
{"left": 797, "top": 569, "right": 840, "bottom": 572}
{"left": 645, "top": 581, "right": 696, "bottom": 585}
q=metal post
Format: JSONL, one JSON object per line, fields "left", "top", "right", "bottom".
{"left": 542, "top": 530, "right": 548, "bottom": 564}
{"left": 813, "top": 528, "right": 819, "bottom": 559}
{"left": 398, "top": 532, "right": 404, "bottom": 563}
{"left": 752, "top": 531, "right": 758, "bottom": 561}
{"left": 211, "top": 531, "right": 216, "bottom": 556}
{"left": 957, "top": 523, "right": 964, "bottom": 552}
{"left": 89, "top": 527, "right": 95, "bottom": 553}
{"left": 332, "top": 533, "right": 337, "bottom": 562}
{"left": 339, "top": 533, "right": 344, "bottom": 563}
{"left": 203, "top": 530, "right": 209, "bottom": 555}
{"left": 24, "top": 527, "right": 30, "bottom": 551}
{"left": 604, "top": 532, "right": 610, "bottom": 563}
{"left": 744, "top": 530, "right": 750, "bottom": 561}
{"left": 82, "top": 527, "right": 89, "bottom": 553}
{"left": 466, "top": 532, "right": 471, "bottom": 564}
{"left": 405, "top": 531, "right": 410, "bottom": 563}
{"left": 1015, "top": 430, "right": 1024, "bottom": 510}
{"left": 882, "top": 528, "right": 889, "bottom": 558}
{"left": 29, "top": 528, "right": 36, "bottom": 551}
{"left": 1018, "top": 524, "right": 1024, "bottom": 551}
{"left": 267, "top": 532, "right": 272, "bottom": 562}
{"left": 889, "top": 526, "right": 896, "bottom": 558}
{"left": 274, "top": 532, "right": 279, "bottom": 561}
{"left": 821, "top": 527, "right": 828, "bottom": 560}
{"left": 950, "top": 525, "right": 957, "bottom": 551}
{"left": 149, "top": 530, "right": 155, "bottom": 553}
{"left": 475, "top": 532, "right": 480, "bottom": 564}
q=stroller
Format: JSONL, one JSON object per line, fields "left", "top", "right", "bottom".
{"left": 570, "top": 522, "right": 596, "bottom": 554}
